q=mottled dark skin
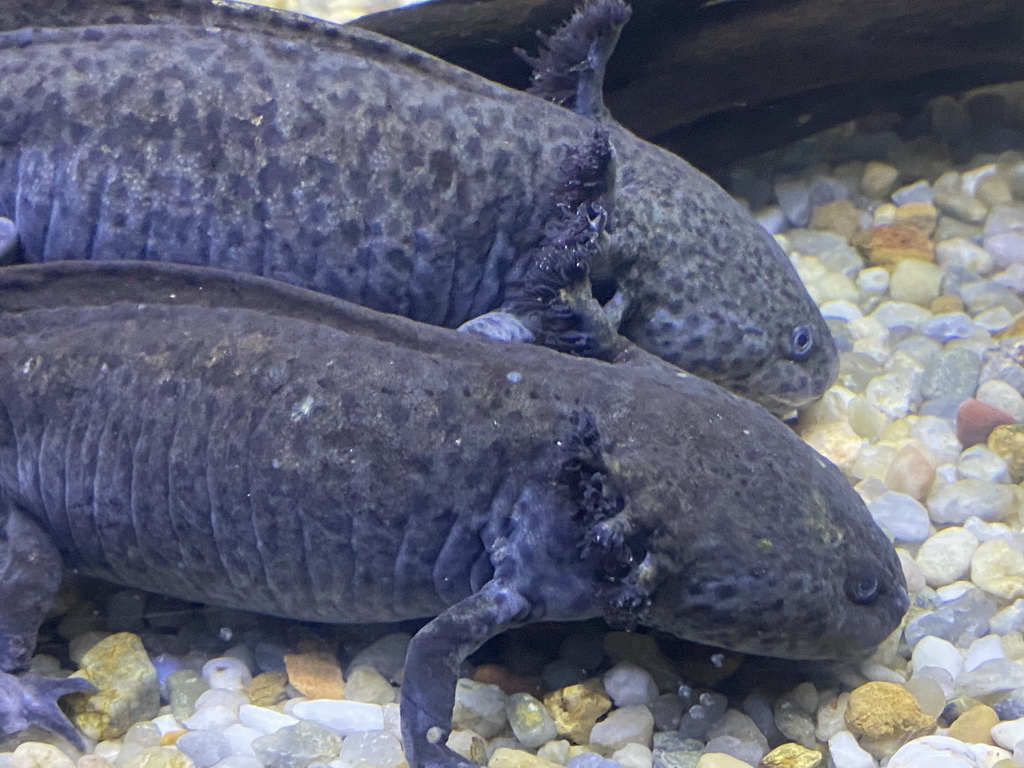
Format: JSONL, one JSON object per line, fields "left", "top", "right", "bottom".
{"left": 0, "top": 262, "right": 903, "bottom": 763}
{"left": 0, "top": 0, "right": 838, "bottom": 414}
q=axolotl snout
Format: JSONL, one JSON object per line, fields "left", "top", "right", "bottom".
{"left": 0, "top": 0, "right": 838, "bottom": 414}
{"left": 0, "top": 261, "right": 903, "bottom": 761}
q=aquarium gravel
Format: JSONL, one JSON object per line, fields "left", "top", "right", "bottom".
{"left": 4, "top": 45, "right": 1024, "bottom": 768}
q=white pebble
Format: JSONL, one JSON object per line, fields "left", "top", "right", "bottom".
{"left": 210, "top": 758, "right": 263, "bottom": 768}
{"left": 922, "top": 312, "right": 974, "bottom": 341}
{"left": 965, "top": 635, "right": 1007, "bottom": 671}
{"left": 992, "top": 715, "right": 1024, "bottom": 750}
{"left": 971, "top": 537, "right": 1024, "bottom": 599}
{"left": 183, "top": 703, "right": 242, "bottom": 730}
{"left": 857, "top": 267, "right": 890, "bottom": 294}
{"left": 870, "top": 302, "right": 931, "bottom": 333}
{"left": 912, "top": 417, "right": 962, "bottom": 464}
{"left": 828, "top": 730, "right": 877, "bottom": 768}
{"left": 151, "top": 713, "right": 184, "bottom": 735}
{"left": 887, "top": 735, "right": 1009, "bottom": 767}
{"left": 976, "top": 379, "right": 1024, "bottom": 421}
{"left": 959, "top": 658, "right": 1024, "bottom": 698}
{"left": 915, "top": 526, "right": 979, "bottom": 587}
{"left": 611, "top": 743, "right": 653, "bottom": 768}
{"left": 927, "top": 480, "right": 1017, "bottom": 524}
{"left": 897, "top": 549, "right": 927, "bottom": 593}
{"left": 10, "top": 743, "right": 76, "bottom": 768}
{"left": 336, "top": 730, "right": 406, "bottom": 768}
{"left": 936, "top": 580, "right": 976, "bottom": 601}
{"left": 866, "top": 372, "right": 918, "bottom": 419}
{"left": 990, "top": 599, "right": 1024, "bottom": 635}
{"left": 451, "top": 679, "right": 508, "bottom": 739}
{"left": 239, "top": 704, "right": 299, "bottom": 735}
{"left": 203, "top": 656, "right": 252, "bottom": 691}
{"left": 222, "top": 723, "right": 260, "bottom": 757}
{"left": 957, "top": 446, "right": 1010, "bottom": 483}
{"left": 588, "top": 706, "right": 654, "bottom": 754}
{"left": 603, "top": 662, "right": 659, "bottom": 707}
{"left": 893, "top": 180, "right": 933, "bottom": 205}
{"left": 936, "top": 238, "right": 994, "bottom": 274}
{"left": 382, "top": 702, "right": 402, "bottom": 742}
{"left": 820, "top": 300, "right": 863, "bottom": 322}
{"left": 291, "top": 699, "right": 385, "bottom": 736}
{"left": 974, "top": 306, "right": 1014, "bottom": 333}
{"left": 867, "top": 492, "right": 931, "bottom": 543}
{"left": 911, "top": 635, "right": 964, "bottom": 680}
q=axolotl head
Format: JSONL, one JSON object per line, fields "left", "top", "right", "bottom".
{"left": 581, "top": 375, "right": 906, "bottom": 661}
{"left": 603, "top": 138, "right": 839, "bottom": 415}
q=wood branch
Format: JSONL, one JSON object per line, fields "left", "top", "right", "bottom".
{"left": 352, "top": 0, "right": 1024, "bottom": 169}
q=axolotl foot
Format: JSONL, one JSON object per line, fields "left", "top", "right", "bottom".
{"left": 0, "top": 670, "right": 95, "bottom": 750}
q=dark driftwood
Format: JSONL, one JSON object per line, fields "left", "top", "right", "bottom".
{"left": 353, "top": 0, "right": 1024, "bottom": 169}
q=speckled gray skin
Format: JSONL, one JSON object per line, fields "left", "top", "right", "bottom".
{"left": 0, "top": 0, "right": 838, "bottom": 414}
{"left": 0, "top": 262, "right": 902, "bottom": 762}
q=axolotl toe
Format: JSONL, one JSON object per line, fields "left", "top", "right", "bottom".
{"left": 0, "top": 0, "right": 837, "bottom": 414}
{"left": 0, "top": 261, "right": 903, "bottom": 761}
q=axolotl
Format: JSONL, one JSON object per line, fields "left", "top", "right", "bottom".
{"left": 0, "top": 0, "right": 838, "bottom": 414}
{"left": 0, "top": 261, "right": 905, "bottom": 763}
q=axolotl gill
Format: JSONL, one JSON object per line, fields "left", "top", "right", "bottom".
{"left": 0, "top": 0, "right": 839, "bottom": 414}
{"left": 0, "top": 262, "right": 905, "bottom": 765}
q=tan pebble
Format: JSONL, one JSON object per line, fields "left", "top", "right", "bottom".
{"left": 853, "top": 224, "right": 934, "bottom": 265}
{"left": 78, "top": 756, "right": 116, "bottom": 768}
{"left": 997, "top": 315, "right": 1024, "bottom": 340}
{"left": 473, "top": 663, "right": 544, "bottom": 697}
{"left": 761, "top": 742, "right": 823, "bottom": 768}
{"left": 159, "top": 730, "right": 186, "bottom": 746}
{"left": 11, "top": 742, "right": 76, "bottom": 768}
{"left": 884, "top": 444, "right": 935, "bottom": 501}
{"left": 489, "top": 747, "right": 562, "bottom": 768}
{"left": 930, "top": 294, "right": 964, "bottom": 314}
{"left": 988, "top": 425, "right": 1024, "bottom": 483}
{"left": 284, "top": 651, "right": 345, "bottom": 699}
{"left": 947, "top": 704, "right": 999, "bottom": 745}
{"left": 977, "top": 175, "right": 1014, "bottom": 208}
{"left": 845, "top": 681, "right": 935, "bottom": 740}
{"left": 66, "top": 632, "right": 160, "bottom": 741}
{"left": 536, "top": 739, "right": 571, "bottom": 765}
{"left": 247, "top": 671, "right": 288, "bottom": 707}
{"left": 861, "top": 161, "right": 900, "bottom": 198}
{"left": 447, "top": 729, "right": 488, "bottom": 765}
{"left": 809, "top": 200, "right": 863, "bottom": 240}
{"left": 118, "top": 746, "right": 195, "bottom": 768}
{"left": 894, "top": 202, "right": 939, "bottom": 235}
{"left": 694, "top": 753, "right": 750, "bottom": 768}
{"left": 957, "top": 399, "right": 1015, "bottom": 448}
{"left": 897, "top": 548, "right": 927, "bottom": 593}
{"left": 543, "top": 679, "right": 612, "bottom": 744}
{"left": 889, "top": 259, "right": 944, "bottom": 305}
{"left": 801, "top": 422, "right": 865, "bottom": 467}
{"left": 972, "top": 538, "right": 1024, "bottom": 600}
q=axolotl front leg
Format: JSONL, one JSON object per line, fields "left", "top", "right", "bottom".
{"left": 0, "top": 501, "right": 95, "bottom": 748}
{"left": 401, "top": 580, "right": 532, "bottom": 768}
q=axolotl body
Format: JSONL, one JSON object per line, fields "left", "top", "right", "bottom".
{"left": 0, "top": 261, "right": 905, "bottom": 763}
{"left": 0, "top": 0, "right": 838, "bottom": 414}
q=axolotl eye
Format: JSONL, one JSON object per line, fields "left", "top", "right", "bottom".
{"left": 846, "top": 569, "right": 880, "bottom": 605}
{"left": 789, "top": 325, "right": 814, "bottom": 360}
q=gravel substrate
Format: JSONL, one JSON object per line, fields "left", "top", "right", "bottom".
{"left": 3, "top": 19, "right": 1024, "bottom": 768}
